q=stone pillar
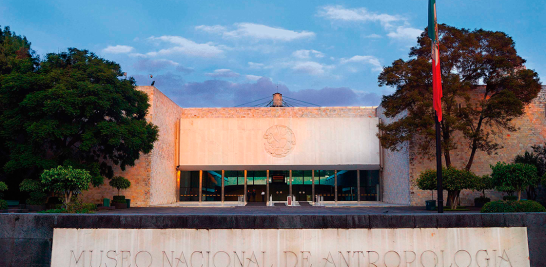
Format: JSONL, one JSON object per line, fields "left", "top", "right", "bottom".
{"left": 357, "top": 170, "right": 361, "bottom": 203}
{"left": 199, "top": 170, "right": 203, "bottom": 203}
{"left": 334, "top": 170, "right": 338, "bottom": 203}
{"left": 289, "top": 170, "right": 292, "bottom": 198}
{"left": 266, "top": 170, "right": 269, "bottom": 206}
{"left": 244, "top": 170, "right": 247, "bottom": 204}
{"left": 221, "top": 170, "right": 225, "bottom": 203}
{"left": 312, "top": 170, "right": 315, "bottom": 204}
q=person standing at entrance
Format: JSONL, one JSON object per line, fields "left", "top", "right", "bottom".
{"left": 252, "top": 189, "right": 256, "bottom": 202}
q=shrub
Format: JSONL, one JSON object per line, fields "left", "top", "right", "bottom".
{"left": 416, "top": 169, "right": 436, "bottom": 200}
{"left": 481, "top": 200, "right": 546, "bottom": 213}
{"left": 0, "top": 181, "right": 7, "bottom": 192}
{"left": 491, "top": 162, "right": 539, "bottom": 200}
{"left": 0, "top": 199, "right": 7, "bottom": 210}
{"left": 41, "top": 166, "right": 92, "bottom": 205}
{"left": 109, "top": 176, "right": 131, "bottom": 196}
{"left": 26, "top": 191, "right": 47, "bottom": 205}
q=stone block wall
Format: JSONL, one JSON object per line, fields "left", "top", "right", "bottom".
{"left": 180, "top": 106, "right": 377, "bottom": 118}
{"left": 377, "top": 107, "right": 411, "bottom": 205}
{"left": 409, "top": 86, "right": 546, "bottom": 206}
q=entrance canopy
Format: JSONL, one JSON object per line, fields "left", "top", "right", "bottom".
{"left": 178, "top": 117, "right": 380, "bottom": 171}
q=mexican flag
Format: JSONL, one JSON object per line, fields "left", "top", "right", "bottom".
{"left": 428, "top": 0, "right": 443, "bottom": 121}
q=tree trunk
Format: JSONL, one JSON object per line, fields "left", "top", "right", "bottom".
{"left": 447, "top": 190, "right": 461, "bottom": 210}
{"left": 466, "top": 115, "right": 485, "bottom": 171}
{"left": 517, "top": 190, "right": 522, "bottom": 201}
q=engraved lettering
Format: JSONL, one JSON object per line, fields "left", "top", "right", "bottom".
{"left": 498, "top": 250, "right": 513, "bottom": 267}
{"left": 352, "top": 251, "right": 364, "bottom": 267}
{"left": 135, "top": 251, "right": 152, "bottom": 267}
{"left": 419, "top": 250, "right": 437, "bottom": 267}
{"left": 339, "top": 251, "right": 351, "bottom": 267}
{"left": 70, "top": 250, "right": 84, "bottom": 267}
{"left": 367, "top": 251, "right": 380, "bottom": 267}
{"left": 384, "top": 251, "right": 400, "bottom": 267}
{"left": 323, "top": 252, "right": 336, "bottom": 267}
{"left": 107, "top": 250, "right": 118, "bottom": 267}
{"left": 234, "top": 251, "right": 246, "bottom": 267}
{"left": 213, "top": 251, "right": 230, "bottom": 267}
{"left": 246, "top": 252, "right": 260, "bottom": 267}
{"left": 453, "top": 250, "right": 471, "bottom": 267}
{"left": 121, "top": 251, "right": 131, "bottom": 267}
{"left": 191, "top": 251, "right": 204, "bottom": 267}
{"left": 475, "top": 250, "right": 489, "bottom": 267}
{"left": 164, "top": 251, "right": 175, "bottom": 267}
{"left": 89, "top": 250, "right": 103, "bottom": 267}
{"left": 284, "top": 251, "right": 298, "bottom": 267}
{"left": 176, "top": 251, "right": 190, "bottom": 267}
{"left": 404, "top": 251, "right": 416, "bottom": 266}
{"left": 301, "top": 251, "right": 311, "bottom": 267}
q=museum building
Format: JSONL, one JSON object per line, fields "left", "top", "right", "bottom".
{"left": 80, "top": 85, "right": 546, "bottom": 207}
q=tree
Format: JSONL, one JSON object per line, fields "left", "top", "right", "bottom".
{"left": 514, "top": 151, "right": 542, "bottom": 200}
{"left": 109, "top": 176, "right": 131, "bottom": 196}
{"left": 490, "top": 162, "right": 539, "bottom": 200}
{"left": 40, "top": 165, "right": 91, "bottom": 205}
{"left": 0, "top": 45, "right": 158, "bottom": 187}
{"left": 416, "top": 169, "right": 437, "bottom": 200}
{"left": 378, "top": 24, "right": 542, "bottom": 171}
{"left": 416, "top": 167, "right": 476, "bottom": 209}
{"left": 473, "top": 174, "right": 494, "bottom": 199}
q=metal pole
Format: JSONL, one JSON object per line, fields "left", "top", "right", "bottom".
{"left": 221, "top": 170, "right": 225, "bottom": 203}
{"left": 266, "top": 170, "right": 269, "bottom": 206}
{"left": 334, "top": 170, "right": 338, "bottom": 203}
{"left": 289, "top": 170, "right": 292, "bottom": 198}
{"left": 357, "top": 170, "right": 361, "bottom": 203}
{"left": 244, "top": 170, "right": 247, "bottom": 204}
{"left": 199, "top": 170, "right": 203, "bottom": 203}
{"left": 436, "top": 113, "right": 443, "bottom": 213}
{"left": 312, "top": 170, "right": 315, "bottom": 204}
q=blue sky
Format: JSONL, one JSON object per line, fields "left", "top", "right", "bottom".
{"left": 1, "top": 0, "right": 544, "bottom": 107}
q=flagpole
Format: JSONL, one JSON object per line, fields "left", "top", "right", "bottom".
{"left": 435, "top": 112, "right": 443, "bottom": 213}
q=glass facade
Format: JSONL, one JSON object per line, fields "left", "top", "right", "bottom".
{"left": 180, "top": 169, "right": 380, "bottom": 202}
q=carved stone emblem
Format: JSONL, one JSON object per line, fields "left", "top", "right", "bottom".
{"left": 263, "top": 125, "right": 296, "bottom": 158}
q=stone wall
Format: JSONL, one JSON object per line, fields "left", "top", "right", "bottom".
{"left": 180, "top": 106, "right": 377, "bottom": 118}
{"left": 377, "top": 107, "right": 411, "bottom": 205}
{"left": 80, "top": 86, "right": 181, "bottom": 207}
{"left": 409, "top": 86, "right": 546, "bottom": 206}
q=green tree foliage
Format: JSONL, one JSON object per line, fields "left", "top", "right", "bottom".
{"left": 19, "top": 179, "right": 41, "bottom": 192}
{"left": 514, "top": 151, "right": 542, "bottom": 200}
{"left": 40, "top": 165, "right": 91, "bottom": 205}
{"left": 416, "top": 167, "right": 477, "bottom": 209}
{"left": 0, "top": 181, "right": 7, "bottom": 192}
{"left": 378, "top": 24, "right": 542, "bottom": 171}
{"left": 490, "top": 162, "right": 539, "bottom": 200}
{"left": 416, "top": 169, "right": 436, "bottom": 200}
{"left": 473, "top": 175, "right": 494, "bottom": 198}
{"left": 109, "top": 176, "right": 131, "bottom": 196}
{"left": 0, "top": 33, "right": 158, "bottom": 188}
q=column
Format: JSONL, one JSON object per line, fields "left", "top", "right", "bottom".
{"left": 221, "top": 170, "right": 225, "bottom": 203}
{"left": 199, "top": 170, "right": 203, "bottom": 203}
{"left": 266, "top": 170, "right": 270, "bottom": 206}
{"left": 244, "top": 170, "right": 247, "bottom": 204}
{"left": 289, "top": 170, "right": 293, "bottom": 198}
{"left": 357, "top": 170, "right": 361, "bottom": 203}
{"left": 311, "top": 170, "right": 315, "bottom": 204}
{"left": 334, "top": 170, "right": 338, "bottom": 203}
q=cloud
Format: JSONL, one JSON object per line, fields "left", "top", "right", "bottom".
{"left": 248, "top": 62, "right": 271, "bottom": 69}
{"left": 364, "top": 34, "right": 382, "bottom": 38}
{"left": 195, "top": 25, "right": 227, "bottom": 34}
{"left": 133, "top": 59, "right": 179, "bottom": 72}
{"left": 291, "top": 61, "right": 329, "bottom": 76}
{"left": 176, "top": 65, "right": 195, "bottom": 74}
{"left": 292, "top": 49, "right": 325, "bottom": 59}
{"left": 317, "top": 5, "right": 400, "bottom": 28}
{"left": 102, "top": 45, "right": 134, "bottom": 54}
{"left": 146, "top": 36, "right": 223, "bottom": 58}
{"left": 245, "top": 75, "right": 262, "bottom": 81}
{"left": 135, "top": 75, "right": 380, "bottom": 107}
{"left": 340, "top": 55, "right": 382, "bottom": 71}
{"left": 205, "top": 69, "right": 240, "bottom": 78}
{"left": 386, "top": 26, "right": 422, "bottom": 41}
{"left": 199, "top": 23, "right": 315, "bottom": 41}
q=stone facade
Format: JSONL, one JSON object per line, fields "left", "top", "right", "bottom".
{"left": 180, "top": 106, "right": 377, "bottom": 119}
{"left": 408, "top": 86, "right": 546, "bottom": 206}
{"left": 80, "top": 86, "right": 181, "bottom": 207}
